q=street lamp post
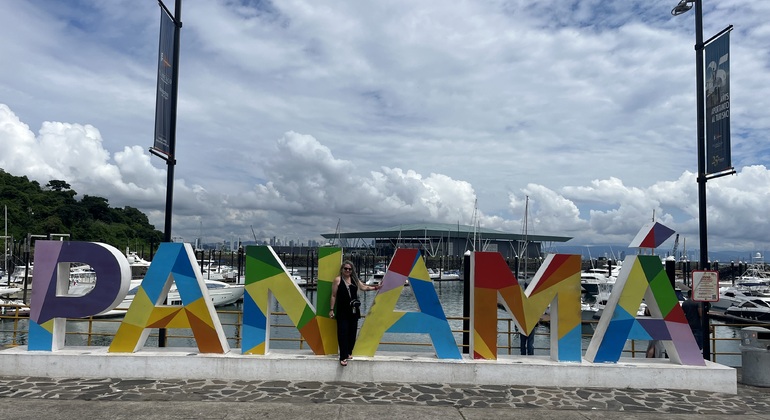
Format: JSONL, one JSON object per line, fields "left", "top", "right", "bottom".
{"left": 671, "top": 0, "right": 710, "bottom": 360}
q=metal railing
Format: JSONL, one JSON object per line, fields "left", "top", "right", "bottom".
{"left": 497, "top": 318, "right": 648, "bottom": 358}
{"left": 2, "top": 303, "right": 766, "bottom": 366}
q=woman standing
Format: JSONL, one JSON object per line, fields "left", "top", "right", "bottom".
{"left": 330, "top": 260, "right": 380, "bottom": 366}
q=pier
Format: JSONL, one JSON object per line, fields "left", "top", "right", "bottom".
{"left": 0, "top": 345, "right": 737, "bottom": 394}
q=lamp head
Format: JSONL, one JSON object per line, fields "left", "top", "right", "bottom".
{"left": 671, "top": 0, "right": 694, "bottom": 16}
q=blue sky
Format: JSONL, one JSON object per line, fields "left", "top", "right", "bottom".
{"left": 1, "top": 0, "right": 769, "bottom": 257}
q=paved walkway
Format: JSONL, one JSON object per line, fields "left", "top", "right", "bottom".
{"left": 0, "top": 373, "right": 769, "bottom": 419}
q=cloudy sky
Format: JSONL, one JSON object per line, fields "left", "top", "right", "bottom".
{"left": 1, "top": 0, "right": 769, "bottom": 258}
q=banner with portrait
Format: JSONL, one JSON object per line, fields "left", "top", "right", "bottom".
{"left": 153, "top": 6, "right": 176, "bottom": 157}
{"left": 704, "top": 30, "right": 731, "bottom": 175}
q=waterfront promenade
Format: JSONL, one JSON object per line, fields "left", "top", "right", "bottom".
{"left": 0, "top": 372, "right": 769, "bottom": 419}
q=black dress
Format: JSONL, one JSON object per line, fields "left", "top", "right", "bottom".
{"left": 335, "top": 281, "right": 360, "bottom": 361}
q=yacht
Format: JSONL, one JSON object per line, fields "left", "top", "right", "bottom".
{"left": 200, "top": 264, "right": 227, "bottom": 281}
{"left": 589, "top": 282, "right": 651, "bottom": 320}
{"left": 69, "top": 264, "right": 97, "bottom": 286}
{"left": 581, "top": 300, "right": 599, "bottom": 322}
{"left": 90, "top": 278, "right": 245, "bottom": 317}
{"left": 440, "top": 269, "right": 461, "bottom": 281}
{"left": 735, "top": 252, "right": 770, "bottom": 289}
{"left": 586, "top": 262, "right": 622, "bottom": 282}
{"left": 370, "top": 263, "right": 387, "bottom": 284}
{"left": 125, "top": 250, "right": 152, "bottom": 280}
{"left": 365, "top": 263, "right": 410, "bottom": 286}
{"left": 291, "top": 273, "right": 307, "bottom": 286}
{"left": 67, "top": 250, "right": 245, "bottom": 317}
{"left": 220, "top": 266, "right": 241, "bottom": 281}
{"left": 9, "top": 264, "right": 33, "bottom": 284}
{"left": 0, "top": 286, "right": 20, "bottom": 295}
{"left": 712, "top": 287, "right": 754, "bottom": 312}
{"left": 0, "top": 285, "right": 28, "bottom": 316}
{"left": 725, "top": 299, "right": 770, "bottom": 322}
{"left": 428, "top": 268, "right": 461, "bottom": 281}
{"left": 580, "top": 272, "right": 608, "bottom": 295}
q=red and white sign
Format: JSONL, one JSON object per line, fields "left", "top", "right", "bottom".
{"left": 692, "top": 270, "right": 719, "bottom": 302}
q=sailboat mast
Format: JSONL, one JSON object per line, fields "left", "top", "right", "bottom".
{"left": 518, "top": 196, "right": 529, "bottom": 281}
{"left": 3, "top": 205, "right": 7, "bottom": 284}
{"left": 471, "top": 199, "right": 478, "bottom": 252}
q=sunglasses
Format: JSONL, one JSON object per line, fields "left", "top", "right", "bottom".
{"left": 343, "top": 267, "right": 352, "bottom": 271}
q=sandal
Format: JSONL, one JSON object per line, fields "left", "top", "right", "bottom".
{"left": 347, "top": 355, "right": 353, "bottom": 360}
{"left": 340, "top": 360, "right": 347, "bottom": 366}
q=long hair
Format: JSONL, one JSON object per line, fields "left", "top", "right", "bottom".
{"left": 340, "top": 260, "right": 359, "bottom": 286}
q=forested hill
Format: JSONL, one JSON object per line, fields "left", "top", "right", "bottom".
{"left": 0, "top": 169, "right": 163, "bottom": 250}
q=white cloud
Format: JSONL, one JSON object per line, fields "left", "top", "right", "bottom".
{"left": 1, "top": 1, "right": 769, "bottom": 256}
{"left": 4, "top": 101, "right": 770, "bottom": 255}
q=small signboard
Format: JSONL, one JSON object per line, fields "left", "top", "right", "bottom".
{"left": 691, "top": 270, "right": 719, "bottom": 302}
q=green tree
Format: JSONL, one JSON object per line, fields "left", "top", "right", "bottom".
{"left": 0, "top": 169, "right": 163, "bottom": 250}
{"left": 45, "top": 180, "right": 72, "bottom": 192}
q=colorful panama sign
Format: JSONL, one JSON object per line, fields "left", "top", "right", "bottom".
{"left": 26, "top": 241, "right": 704, "bottom": 366}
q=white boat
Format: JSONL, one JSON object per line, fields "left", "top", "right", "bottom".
{"left": 69, "top": 264, "right": 97, "bottom": 286}
{"left": 440, "top": 270, "right": 461, "bottom": 281}
{"left": 161, "top": 279, "right": 244, "bottom": 307}
{"left": 712, "top": 287, "right": 754, "bottom": 312}
{"left": 0, "top": 285, "right": 28, "bottom": 316}
{"left": 545, "top": 298, "right": 600, "bottom": 324}
{"left": 201, "top": 262, "right": 244, "bottom": 282}
{"left": 427, "top": 268, "right": 461, "bottom": 281}
{"left": 200, "top": 265, "right": 227, "bottom": 281}
{"left": 735, "top": 252, "right": 770, "bottom": 289}
{"left": 596, "top": 301, "right": 648, "bottom": 318}
{"left": 291, "top": 274, "right": 307, "bottom": 286}
{"left": 637, "top": 302, "right": 648, "bottom": 317}
{"left": 220, "top": 266, "right": 240, "bottom": 281}
{"left": 580, "top": 272, "right": 608, "bottom": 294}
{"left": 363, "top": 263, "right": 413, "bottom": 286}
{"left": 0, "top": 286, "right": 20, "bottom": 295}
{"left": 5, "top": 262, "right": 97, "bottom": 293}
{"left": 67, "top": 249, "right": 245, "bottom": 317}
{"left": 369, "top": 263, "right": 387, "bottom": 284}
{"left": 92, "top": 278, "right": 245, "bottom": 317}
{"left": 589, "top": 283, "right": 648, "bottom": 319}
{"left": 277, "top": 267, "right": 306, "bottom": 286}
{"left": 581, "top": 300, "right": 599, "bottom": 322}
{"left": 125, "top": 250, "right": 151, "bottom": 280}
{"left": 725, "top": 298, "right": 770, "bottom": 322}
{"left": 586, "top": 263, "right": 622, "bottom": 282}
{"left": 9, "top": 264, "right": 33, "bottom": 284}
{"left": 0, "top": 298, "right": 29, "bottom": 316}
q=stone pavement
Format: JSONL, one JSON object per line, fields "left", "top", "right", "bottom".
{"left": 0, "top": 374, "right": 769, "bottom": 419}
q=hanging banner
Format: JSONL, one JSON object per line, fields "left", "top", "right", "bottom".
{"left": 153, "top": 6, "right": 176, "bottom": 156}
{"left": 704, "top": 30, "right": 731, "bottom": 175}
